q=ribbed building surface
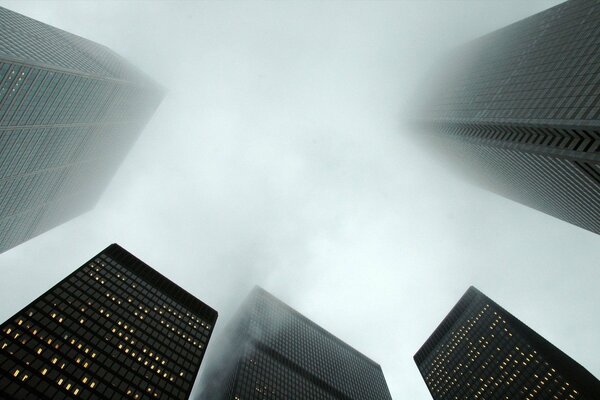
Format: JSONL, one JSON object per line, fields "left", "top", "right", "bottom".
{"left": 0, "top": 7, "right": 163, "bottom": 253}
{"left": 417, "top": 0, "right": 600, "bottom": 234}
{"left": 198, "top": 287, "right": 392, "bottom": 400}
{"left": 0, "top": 244, "right": 217, "bottom": 400}
{"left": 414, "top": 287, "right": 600, "bottom": 400}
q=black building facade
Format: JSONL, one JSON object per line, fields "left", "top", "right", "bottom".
{"left": 198, "top": 287, "right": 392, "bottom": 400}
{"left": 0, "top": 7, "right": 163, "bottom": 253}
{"left": 414, "top": 286, "right": 600, "bottom": 400}
{"left": 0, "top": 244, "right": 217, "bottom": 400}
{"left": 417, "top": 0, "right": 600, "bottom": 234}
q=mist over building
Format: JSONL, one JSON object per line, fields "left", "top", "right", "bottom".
{"left": 414, "top": 286, "right": 600, "bottom": 400}
{"left": 0, "top": 244, "right": 217, "bottom": 400}
{"left": 0, "top": 6, "right": 163, "bottom": 253}
{"left": 415, "top": 0, "right": 600, "bottom": 235}
{"left": 198, "top": 286, "right": 392, "bottom": 400}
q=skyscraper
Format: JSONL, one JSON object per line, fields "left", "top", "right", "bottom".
{"left": 0, "top": 7, "right": 163, "bottom": 253}
{"left": 0, "top": 244, "right": 217, "bottom": 400}
{"left": 416, "top": 0, "right": 600, "bottom": 234}
{"left": 198, "top": 286, "right": 392, "bottom": 400}
{"left": 414, "top": 286, "right": 600, "bottom": 400}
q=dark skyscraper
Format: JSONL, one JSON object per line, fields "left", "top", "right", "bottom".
{"left": 198, "top": 287, "right": 392, "bottom": 400}
{"left": 416, "top": 0, "right": 600, "bottom": 234}
{"left": 414, "top": 286, "right": 600, "bottom": 400}
{"left": 0, "top": 7, "right": 163, "bottom": 253}
{"left": 0, "top": 244, "right": 217, "bottom": 400}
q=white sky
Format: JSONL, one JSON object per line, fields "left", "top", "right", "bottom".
{"left": 0, "top": 1, "right": 598, "bottom": 399}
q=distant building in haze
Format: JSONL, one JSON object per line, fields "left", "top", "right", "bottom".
{"left": 414, "top": 286, "right": 600, "bottom": 400}
{"left": 198, "top": 286, "right": 392, "bottom": 400}
{"left": 416, "top": 0, "right": 600, "bottom": 234}
{"left": 0, "top": 7, "right": 163, "bottom": 253}
{"left": 0, "top": 244, "right": 217, "bottom": 400}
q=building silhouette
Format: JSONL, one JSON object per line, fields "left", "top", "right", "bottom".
{"left": 416, "top": 0, "right": 600, "bottom": 234}
{"left": 0, "top": 7, "right": 163, "bottom": 253}
{"left": 0, "top": 244, "right": 217, "bottom": 400}
{"left": 198, "top": 287, "right": 392, "bottom": 400}
{"left": 414, "top": 286, "right": 600, "bottom": 400}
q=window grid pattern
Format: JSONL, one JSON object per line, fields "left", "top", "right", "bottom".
{"left": 427, "top": 134, "right": 600, "bottom": 234}
{"left": 0, "top": 6, "right": 162, "bottom": 254}
{"left": 414, "top": 287, "right": 599, "bottom": 400}
{"left": 232, "top": 346, "right": 341, "bottom": 400}
{"left": 201, "top": 288, "right": 392, "bottom": 400}
{"left": 0, "top": 7, "right": 143, "bottom": 81}
{"left": 428, "top": 1, "right": 600, "bottom": 123}
{"left": 0, "top": 244, "right": 217, "bottom": 400}
{"left": 419, "top": 0, "right": 600, "bottom": 235}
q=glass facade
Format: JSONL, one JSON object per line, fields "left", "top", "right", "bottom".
{"left": 414, "top": 287, "right": 600, "bottom": 400}
{"left": 0, "top": 244, "right": 218, "bottom": 400}
{"left": 418, "top": 0, "right": 600, "bottom": 234}
{"left": 198, "top": 287, "right": 392, "bottom": 400}
{"left": 0, "top": 7, "right": 163, "bottom": 253}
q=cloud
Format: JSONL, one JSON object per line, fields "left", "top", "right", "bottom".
{"left": 1, "top": 2, "right": 597, "bottom": 399}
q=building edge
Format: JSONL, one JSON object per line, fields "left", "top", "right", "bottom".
{"left": 414, "top": 286, "right": 600, "bottom": 397}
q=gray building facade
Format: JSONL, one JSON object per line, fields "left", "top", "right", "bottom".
{"left": 198, "top": 287, "right": 392, "bottom": 400}
{"left": 0, "top": 7, "right": 162, "bottom": 253}
{"left": 0, "top": 244, "right": 217, "bottom": 400}
{"left": 414, "top": 287, "right": 600, "bottom": 400}
{"left": 417, "top": 0, "right": 600, "bottom": 234}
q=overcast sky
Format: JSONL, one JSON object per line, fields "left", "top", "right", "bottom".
{"left": 0, "top": 1, "right": 598, "bottom": 399}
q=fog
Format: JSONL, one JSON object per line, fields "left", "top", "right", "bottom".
{"left": 1, "top": 1, "right": 598, "bottom": 399}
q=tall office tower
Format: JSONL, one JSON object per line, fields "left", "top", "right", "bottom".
{"left": 0, "top": 244, "right": 217, "bottom": 400}
{"left": 416, "top": 0, "right": 600, "bottom": 234}
{"left": 198, "top": 286, "right": 392, "bottom": 400}
{"left": 414, "top": 286, "right": 600, "bottom": 400}
{"left": 0, "top": 7, "right": 163, "bottom": 253}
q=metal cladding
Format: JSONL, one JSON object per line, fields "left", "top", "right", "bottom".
{"left": 417, "top": 0, "right": 600, "bottom": 234}
{"left": 0, "top": 7, "right": 163, "bottom": 253}
{"left": 198, "top": 287, "right": 392, "bottom": 400}
{"left": 414, "top": 287, "right": 600, "bottom": 400}
{"left": 0, "top": 244, "right": 217, "bottom": 400}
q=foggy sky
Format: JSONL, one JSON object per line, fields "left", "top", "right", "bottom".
{"left": 0, "top": 1, "right": 598, "bottom": 399}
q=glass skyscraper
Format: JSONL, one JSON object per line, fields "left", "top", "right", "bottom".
{"left": 0, "top": 244, "right": 217, "bottom": 400}
{"left": 416, "top": 0, "right": 600, "bottom": 234}
{"left": 198, "top": 286, "right": 392, "bottom": 400}
{"left": 414, "top": 286, "right": 600, "bottom": 400}
{"left": 0, "top": 7, "right": 163, "bottom": 253}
